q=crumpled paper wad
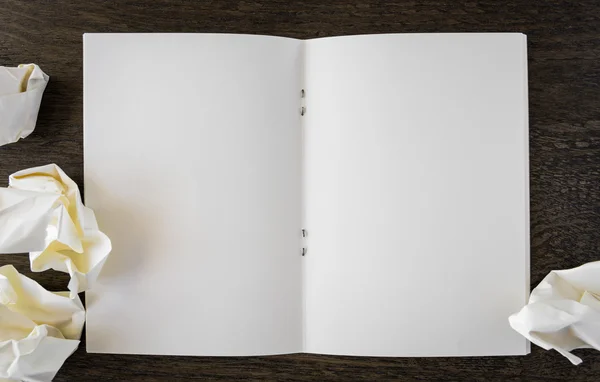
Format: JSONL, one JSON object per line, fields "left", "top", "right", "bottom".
{"left": 509, "top": 261, "right": 600, "bottom": 365}
{"left": 0, "top": 163, "right": 111, "bottom": 298}
{"left": 0, "top": 64, "right": 49, "bottom": 146}
{"left": 0, "top": 264, "right": 84, "bottom": 382}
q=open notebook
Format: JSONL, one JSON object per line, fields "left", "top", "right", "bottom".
{"left": 84, "top": 33, "right": 530, "bottom": 357}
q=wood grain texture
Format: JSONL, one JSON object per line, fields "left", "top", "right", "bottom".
{"left": 0, "top": 0, "right": 599, "bottom": 380}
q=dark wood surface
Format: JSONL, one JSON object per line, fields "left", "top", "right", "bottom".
{"left": 1, "top": 0, "right": 599, "bottom": 380}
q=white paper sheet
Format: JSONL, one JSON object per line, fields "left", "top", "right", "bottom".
{"left": 84, "top": 33, "right": 530, "bottom": 357}
{"left": 510, "top": 261, "right": 600, "bottom": 364}
{"left": 84, "top": 34, "right": 304, "bottom": 355}
{"left": 303, "top": 33, "right": 530, "bottom": 356}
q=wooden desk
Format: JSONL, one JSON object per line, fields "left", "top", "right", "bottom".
{"left": 1, "top": 1, "right": 599, "bottom": 380}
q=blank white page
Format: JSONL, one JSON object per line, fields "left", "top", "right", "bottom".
{"left": 84, "top": 34, "right": 304, "bottom": 355}
{"left": 303, "top": 34, "right": 529, "bottom": 356}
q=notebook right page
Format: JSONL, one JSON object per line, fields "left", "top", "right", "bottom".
{"left": 303, "top": 33, "right": 529, "bottom": 356}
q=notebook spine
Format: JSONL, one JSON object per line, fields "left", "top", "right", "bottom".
{"left": 301, "top": 88, "right": 306, "bottom": 256}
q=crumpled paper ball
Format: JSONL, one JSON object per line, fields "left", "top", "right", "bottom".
{"left": 0, "top": 163, "right": 112, "bottom": 298}
{"left": 0, "top": 64, "right": 49, "bottom": 146}
{"left": 0, "top": 264, "right": 84, "bottom": 382}
{"left": 509, "top": 261, "right": 600, "bottom": 365}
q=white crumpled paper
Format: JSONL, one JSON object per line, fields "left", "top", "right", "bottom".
{"left": 0, "top": 64, "right": 49, "bottom": 146}
{"left": 0, "top": 164, "right": 111, "bottom": 298}
{"left": 0, "top": 264, "right": 84, "bottom": 382}
{"left": 509, "top": 261, "right": 600, "bottom": 364}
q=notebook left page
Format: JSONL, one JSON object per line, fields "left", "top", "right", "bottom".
{"left": 84, "top": 34, "right": 304, "bottom": 355}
